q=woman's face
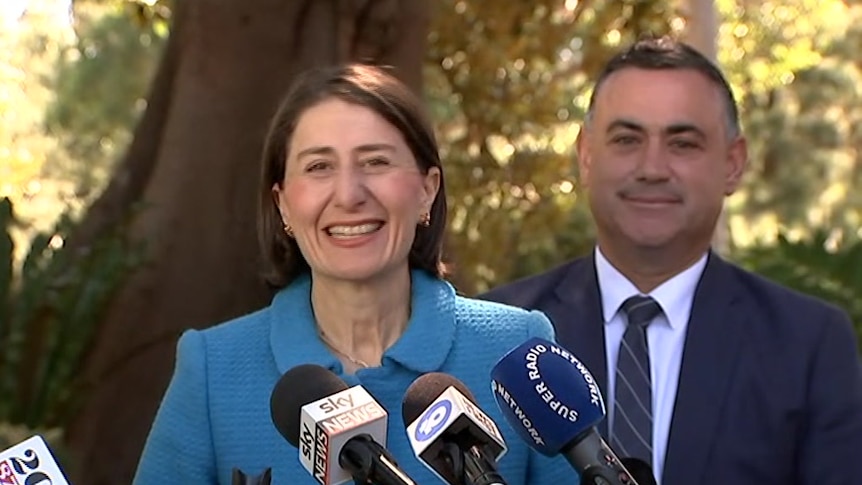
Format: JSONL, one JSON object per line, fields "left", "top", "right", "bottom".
{"left": 273, "top": 98, "right": 440, "bottom": 284}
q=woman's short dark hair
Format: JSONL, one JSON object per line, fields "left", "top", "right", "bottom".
{"left": 258, "top": 63, "right": 447, "bottom": 289}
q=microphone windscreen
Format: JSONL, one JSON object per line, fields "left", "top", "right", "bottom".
{"left": 401, "top": 372, "right": 475, "bottom": 426}
{"left": 490, "top": 337, "right": 606, "bottom": 455}
{"left": 403, "top": 373, "right": 508, "bottom": 484}
{"left": 270, "top": 364, "right": 349, "bottom": 447}
{"left": 620, "top": 457, "right": 657, "bottom": 485}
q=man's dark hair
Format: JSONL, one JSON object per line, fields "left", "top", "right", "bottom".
{"left": 586, "top": 36, "right": 741, "bottom": 138}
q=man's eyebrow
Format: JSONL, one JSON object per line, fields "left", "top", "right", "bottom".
{"left": 665, "top": 123, "right": 706, "bottom": 139}
{"left": 605, "top": 119, "right": 646, "bottom": 134}
{"left": 605, "top": 119, "right": 708, "bottom": 140}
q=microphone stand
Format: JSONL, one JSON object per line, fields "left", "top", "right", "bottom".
{"left": 340, "top": 434, "right": 417, "bottom": 485}
{"left": 231, "top": 467, "right": 272, "bottom": 485}
{"left": 441, "top": 442, "right": 507, "bottom": 485}
{"left": 563, "top": 432, "right": 640, "bottom": 485}
{"left": 581, "top": 467, "right": 640, "bottom": 485}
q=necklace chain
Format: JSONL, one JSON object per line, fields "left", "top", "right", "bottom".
{"left": 318, "top": 330, "right": 371, "bottom": 369}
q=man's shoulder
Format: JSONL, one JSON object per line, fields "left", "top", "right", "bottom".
{"left": 722, "top": 258, "right": 848, "bottom": 319}
{"left": 479, "top": 255, "right": 592, "bottom": 308}
{"left": 715, "top": 257, "right": 854, "bottom": 347}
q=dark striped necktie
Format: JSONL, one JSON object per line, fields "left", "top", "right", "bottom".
{"left": 611, "top": 295, "right": 662, "bottom": 466}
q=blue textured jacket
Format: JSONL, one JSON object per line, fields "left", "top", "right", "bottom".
{"left": 133, "top": 270, "right": 575, "bottom": 484}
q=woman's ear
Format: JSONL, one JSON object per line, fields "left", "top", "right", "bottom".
{"left": 272, "top": 182, "right": 289, "bottom": 221}
{"left": 421, "top": 166, "right": 441, "bottom": 212}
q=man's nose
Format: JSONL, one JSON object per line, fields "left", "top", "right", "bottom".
{"left": 637, "top": 140, "right": 671, "bottom": 181}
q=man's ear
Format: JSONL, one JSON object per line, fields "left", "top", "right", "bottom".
{"left": 576, "top": 125, "right": 592, "bottom": 188}
{"left": 724, "top": 135, "right": 748, "bottom": 195}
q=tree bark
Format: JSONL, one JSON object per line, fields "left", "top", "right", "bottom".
{"left": 63, "top": 1, "right": 429, "bottom": 483}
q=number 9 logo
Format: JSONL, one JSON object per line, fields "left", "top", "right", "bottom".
{"left": 414, "top": 400, "right": 452, "bottom": 442}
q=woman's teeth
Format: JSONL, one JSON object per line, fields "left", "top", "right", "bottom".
{"left": 327, "top": 223, "right": 382, "bottom": 237}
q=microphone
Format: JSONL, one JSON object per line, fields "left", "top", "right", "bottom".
{"left": 620, "top": 458, "right": 657, "bottom": 485}
{"left": 490, "top": 338, "right": 641, "bottom": 485}
{"left": 270, "top": 364, "right": 417, "bottom": 485}
{"left": 0, "top": 435, "right": 70, "bottom": 485}
{"left": 402, "top": 372, "right": 508, "bottom": 485}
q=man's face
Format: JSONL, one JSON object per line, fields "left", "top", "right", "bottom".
{"left": 578, "top": 67, "right": 747, "bottom": 255}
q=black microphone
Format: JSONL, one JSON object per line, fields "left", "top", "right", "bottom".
{"left": 620, "top": 458, "right": 657, "bottom": 485}
{"left": 402, "top": 372, "right": 508, "bottom": 485}
{"left": 231, "top": 467, "right": 272, "bottom": 485}
{"left": 490, "top": 338, "right": 641, "bottom": 485}
{"left": 270, "top": 364, "right": 417, "bottom": 485}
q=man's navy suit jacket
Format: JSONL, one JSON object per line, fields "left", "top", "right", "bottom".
{"left": 481, "top": 252, "right": 862, "bottom": 484}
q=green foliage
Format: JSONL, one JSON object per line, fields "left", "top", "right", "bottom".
{"left": 735, "top": 231, "right": 862, "bottom": 347}
{"left": 719, "top": 1, "right": 862, "bottom": 245}
{"left": 44, "top": 0, "right": 165, "bottom": 200}
{"left": 0, "top": 3, "right": 74, "bottom": 243}
{"left": 0, "top": 198, "right": 142, "bottom": 429}
{"left": 0, "top": 201, "right": 13, "bottom": 333}
{"left": 428, "top": 0, "right": 677, "bottom": 293}
{"left": 73, "top": 0, "right": 173, "bottom": 30}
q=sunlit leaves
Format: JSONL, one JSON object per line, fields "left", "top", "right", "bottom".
{"left": 44, "top": 1, "right": 164, "bottom": 200}
{"left": 0, "top": 2, "right": 78, "bottom": 262}
{"left": 428, "top": 0, "right": 674, "bottom": 292}
{"left": 716, "top": 0, "right": 847, "bottom": 97}
{"left": 4, "top": 0, "right": 861, "bottom": 296}
{"left": 721, "top": 1, "right": 862, "bottom": 244}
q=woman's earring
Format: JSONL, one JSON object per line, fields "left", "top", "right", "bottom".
{"left": 419, "top": 212, "right": 431, "bottom": 227}
{"left": 283, "top": 223, "right": 294, "bottom": 238}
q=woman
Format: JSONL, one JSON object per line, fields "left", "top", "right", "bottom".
{"left": 133, "top": 64, "right": 572, "bottom": 484}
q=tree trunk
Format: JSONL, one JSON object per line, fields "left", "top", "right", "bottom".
{"left": 680, "top": 0, "right": 731, "bottom": 254}
{"left": 63, "top": 1, "right": 429, "bottom": 483}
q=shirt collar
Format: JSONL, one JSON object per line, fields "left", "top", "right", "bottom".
{"left": 269, "top": 269, "right": 456, "bottom": 375}
{"left": 594, "top": 247, "right": 708, "bottom": 329}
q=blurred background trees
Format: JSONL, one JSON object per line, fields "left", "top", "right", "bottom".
{"left": 1, "top": 0, "right": 861, "bottom": 483}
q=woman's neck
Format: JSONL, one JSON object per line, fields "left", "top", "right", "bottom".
{"left": 310, "top": 267, "right": 412, "bottom": 371}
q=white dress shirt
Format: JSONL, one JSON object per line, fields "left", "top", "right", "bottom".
{"left": 595, "top": 247, "right": 707, "bottom": 483}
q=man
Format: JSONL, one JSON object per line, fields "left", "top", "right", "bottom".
{"left": 482, "top": 36, "right": 862, "bottom": 484}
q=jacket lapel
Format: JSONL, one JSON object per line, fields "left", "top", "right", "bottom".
{"left": 662, "top": 253, "right": 746, "bottom": 485}
{"left": 550, "top": 255, "right": 611, "bottom": 438}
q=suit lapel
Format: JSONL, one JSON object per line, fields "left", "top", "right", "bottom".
{"left": 550, "top": 255, "right": 611, "bottom": 438}
{"left": 662, "top": 253, "right": 746, "bottom": 485}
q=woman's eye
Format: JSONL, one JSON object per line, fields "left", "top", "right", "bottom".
{"left": 365, "top": 157, "right": 390, "bottom": 166}
{"left": 305, "top": 161, "right": 331, "bottom": 172}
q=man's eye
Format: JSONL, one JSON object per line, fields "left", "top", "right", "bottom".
{"left": 671, "top": 139, "right": 699, "bottom": 149}
{"left": 612, "top": 135, "right": 639, "bottom": 145}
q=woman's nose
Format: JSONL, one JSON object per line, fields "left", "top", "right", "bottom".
{"left": 333, "top": 167, "right": 368, "bottom": 208}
